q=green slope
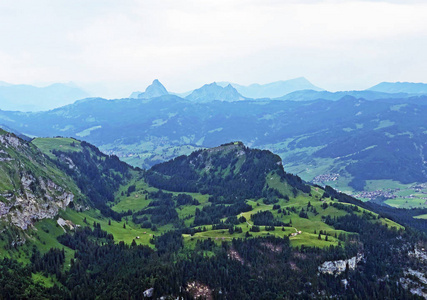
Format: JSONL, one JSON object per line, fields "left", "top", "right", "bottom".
{"left": 1, "top": 136, "right": 405, "bottom": 252}
{"left": 1, "top": 136, "right": 402, "bottom": 256}
{"left": 2, "top": 135, "right": 425, "bottom": 299}
{"left": 0, "top": 130, "right": 83, "bottom": 230}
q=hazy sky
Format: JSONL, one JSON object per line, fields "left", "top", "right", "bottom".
{"left": 1, "top": 0, "right": 426, "bottom": 98}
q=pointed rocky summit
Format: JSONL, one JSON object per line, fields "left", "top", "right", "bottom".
{"left": 138, "top": 79, "right": 169, "bottom": 99}
{"left": 185, "top": 82, "right": 245, "bottom": 102}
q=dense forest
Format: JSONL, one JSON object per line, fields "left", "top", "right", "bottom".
{"left": 2, "top": 137, "right": 427, "bottom": 299}
{"left": 51, "top": 141, "right": 132, "bottom": 221}
{"left": 146, "top": 143, "right": 311, "bottom": 201}
{"left": 2, "top": 208, "right": 424, "bottom": 299}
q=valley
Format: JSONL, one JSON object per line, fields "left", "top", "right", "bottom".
{"left": 1, "top": 89, "right": 425, "bottom": 211}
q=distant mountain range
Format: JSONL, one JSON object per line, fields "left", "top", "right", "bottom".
{"left": 0, "top": 82, "right": 90, "bottom": 111}
{"left": 275, "top": 89, "right": 411, "bottom": 101}
{"left": 1, "top": 93, "right": 426, "bottom": 194}
{"left": 1, "top": 79, "right": 426, "bottom": 112}
{"left": 130, "top": 77, "right": 323, "bottom": 100}
{"left": 131, "top": 81, "right": 246, "bottom": 102}
{"left": 218, "top": 77, "right": 324, "bottom": 98}
{"left": 129, "top": 79, "right": 427, "bottom": 103}
{"left": 2, "top": 77, "right": 427, "bottom": 196}
{"left": 368, "top": 82, "right": 427, "bottom": 94}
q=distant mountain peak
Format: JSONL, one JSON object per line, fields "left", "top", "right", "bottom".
{"left": 138, "top": 79, "right": 169, "bottom": 99}
{"left": 185, "top": 82, "right": 245, "bottom": 102}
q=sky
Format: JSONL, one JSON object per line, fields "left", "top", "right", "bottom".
{"left": 0, "top": 0, "right": 426, "bottom": 98}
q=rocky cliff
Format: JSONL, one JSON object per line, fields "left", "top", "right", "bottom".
{"left": 0, "top": 130, "right": 78, "bottom": 229}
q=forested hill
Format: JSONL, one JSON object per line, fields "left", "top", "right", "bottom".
{"left": 32, "top": 137, "right": 133, "bottom": 220}
{"left": 1, "top": 95, "right": 426, "bottom": 195}
{"left": 146, "top": 141, "right": 310, "bottom": 201}
{"left": 2, "top": 134, "right": 427, "bottom": 298}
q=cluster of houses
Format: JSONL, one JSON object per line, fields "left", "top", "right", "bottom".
{"left": 312, "top": 173, "right": 340, "bottom": 185}
{"left": 354, "top": 189, "right": 398, "bottom": 200}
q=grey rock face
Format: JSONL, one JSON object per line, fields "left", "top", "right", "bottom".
{"left": 318, "top": 253, "right": 364, "bottom": 275}
{"left": 0, "top": 132, "right": 75, "bottom": 230}
{"left": 2, "top": 173, "right": 74, "bottom": 230}
{"left": 0, "top": 134, "right": 24, "bottom": 149}
{"left": 401, "top": 247, "right": 427, "bottom": 298}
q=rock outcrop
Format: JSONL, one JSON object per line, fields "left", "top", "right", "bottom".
{"left": 401, "top": 247, "right": 427, "bottom": 298}
{"left": 1, "top": 173, "right": 74, "bottom": 230}
{"left": 318, "top": 253, "right": 364, "bottom": 275}
{"left": 0, "top": 131, "right": 75, "bottom": 230}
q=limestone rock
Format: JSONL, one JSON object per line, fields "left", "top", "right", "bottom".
{"left": 318, "top": 253, "right": 364, "bottom": 275}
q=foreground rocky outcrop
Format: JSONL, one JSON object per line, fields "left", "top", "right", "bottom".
{"left": 0, "top": 131, "right": 75, "bottom": 230}
{"left": 0, "top": 173, "right": 74, "bottom": 229}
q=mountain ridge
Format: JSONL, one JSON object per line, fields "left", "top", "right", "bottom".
{"left": 186, "top": 82, "right": 246, "bottom": 102}
{"left": 1, "top": 95, "right": 427, "bottom": 197}
{"left": 0, "top": 82, "right": 90, "bottom": 112}
{"left": 275, "top": 89, "right": 412, "bottom": 101}
{"left": 218, "top": 77, "right": 324, "bottom": 98}
{"left": 368, "top": 81, "right": 427, "bottom": 94}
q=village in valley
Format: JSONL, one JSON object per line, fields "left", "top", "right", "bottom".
{"left": 312, "top": 174, "right": 427, "bottom": 208}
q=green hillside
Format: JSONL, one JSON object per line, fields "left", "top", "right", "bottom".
{"left": 33, "top": 137, "right": 134, "bottom": 220}
{"left": 1, "top": 135, "right": 426, "bottom": 299}
{"left": 1, "top": 136, "right": 404, "bottom": 254}
{"left": 0, "top": 130, "right": 82, "bottom": 231}
{"left": 2, "top": 95, "right": 427, "bottom": 207}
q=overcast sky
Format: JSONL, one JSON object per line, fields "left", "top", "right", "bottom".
{"left": 0, "top": 0, "right": 426, "bottom": 98}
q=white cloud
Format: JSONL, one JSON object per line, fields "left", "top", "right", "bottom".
{"left": 0, "top": 0, "right": 426, "bottom": 97}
